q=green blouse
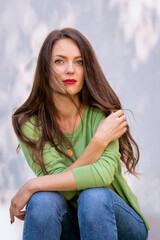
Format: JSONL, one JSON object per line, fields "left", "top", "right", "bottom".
{"left": 18, "top": 106, "right": 150, "bottom": 230}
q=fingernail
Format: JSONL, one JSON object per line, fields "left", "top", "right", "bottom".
{"left": 10, "top": 220, "right": 13, "bottom": 224}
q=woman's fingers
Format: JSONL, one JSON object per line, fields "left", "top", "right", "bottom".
{"left": 95, "top": 109, "right": 128, "bottom": 145}
{"left": 113, "top": 110, "right": 128, "bottom": 126}
{"left": 9, "top": 197, "right": 25, "bottom": 223}
{"left": 117, "top": 115, "right": 127, "bottom": 126}
{"left": 9, "top": 199, "right": 15, "bottom": 223}
{"left": 9, "top": 204, "right": 25, "bottom": 223}
{"left": 121, "top": 120, "right": 128, "bottom": 128}
{"left": 9, "top": 209, "right": 15, "bottom": 223}
{"left": 9, "top": 180, "right": 34, "bottom": 224}
{"left": 114, "top": 109, "right": 124, "bottom": 118}
{"left": 17, "top": 216, "right": 25, "bottom": 221}
{"left": 112, "top": 110, "right": 128, "bottom": 136}
{"left": 122, "top": 127, "right": 127, "bottom": 134}
{"left": 15, "top": 211, "right": 26, "bottom": 221}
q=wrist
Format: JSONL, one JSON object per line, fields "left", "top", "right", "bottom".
{"left": 93, "top": 133, "right": 109, "bottom": 148}
{"left": 27, "top": 178, "right": 39, "bottom": 194}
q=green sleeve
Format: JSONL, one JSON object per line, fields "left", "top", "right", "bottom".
{"left": 19, "top": 120, "right": 77, "bottom": 200}
{"left": 72, "top": 139, "right": 121, "bottom": 190}
{"left": 72, "top": 109, "right": 122, "bottom": 190}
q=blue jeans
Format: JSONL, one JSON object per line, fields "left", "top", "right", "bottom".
{"left": 23, "top": 188, "right": 148, "bottom": 240}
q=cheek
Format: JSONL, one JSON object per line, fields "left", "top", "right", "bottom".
{"left": 52, "top": 65, "right": 65, "bottom": 74}
{"left": 77, "top": 68, "right": 84, "bottom": 78}
{"left": 79, "top": 77, "right": 84, "bottom": 88}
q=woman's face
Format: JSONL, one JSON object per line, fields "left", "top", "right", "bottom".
{"left": 50, "top": 38, "right": 84, "bottom": 97}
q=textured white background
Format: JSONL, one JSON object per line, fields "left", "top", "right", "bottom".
{"left": 0, "top": 0, "right": 160, "bottom": 239}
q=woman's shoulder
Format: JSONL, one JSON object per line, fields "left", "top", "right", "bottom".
{"left": 20, "top": 115, "right": 42, "bottom": 140}
{"left": 84, "top": 105, "right": 106, "bottom": 129}
{"left": 86, "top": 105, "right": 105, "bottom": 120}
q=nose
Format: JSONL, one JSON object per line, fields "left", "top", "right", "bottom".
{"left": 65, "top": 61, "right": 74, "bottom": 74}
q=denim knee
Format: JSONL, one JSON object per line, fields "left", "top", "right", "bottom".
{"left": 78, "top": 187, "right": 113, "bottom": 208}
{"left": 26, "top": 191, "right": 68, "bottom": 224}
{"left": 78, "top": 188, "right": 113, "bottom": 222}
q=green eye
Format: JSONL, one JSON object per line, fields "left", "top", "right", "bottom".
{"left": 55, "top": 59, "right": 63, "bottom": 64}
{"left": 76, "top": 60, "right": 83, "bottom": 65}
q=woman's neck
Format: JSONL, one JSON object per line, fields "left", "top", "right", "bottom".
{"left": 53, "top": 94, "right": 83, "bottom": 132}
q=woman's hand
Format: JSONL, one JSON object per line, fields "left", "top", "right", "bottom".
{"left": 9, "top": 179, "right": 35, "bottom": 223}
{"left": 94, "top": 110, "right": 128, "bottom": 146}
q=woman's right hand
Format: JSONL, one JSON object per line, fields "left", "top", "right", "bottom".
{"left": 94, "top": 110, "right": 128, "bottom": 146}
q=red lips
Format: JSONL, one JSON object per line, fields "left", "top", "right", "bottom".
{"left": 63, "top": 79, "right": 77, "bottom": 84}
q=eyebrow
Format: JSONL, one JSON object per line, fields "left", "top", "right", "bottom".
{"left": 53, "top": 54, "right": 82, "bottom": 59}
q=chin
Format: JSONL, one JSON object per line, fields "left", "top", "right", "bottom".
{"left": 53, "top": 85, "right": 83, "bottom": 97}
{"left": 66, "top": 91, "right": 79, "bottom": 97}
{"left": 65, "top": 86, "right": 82, "bottom": 96}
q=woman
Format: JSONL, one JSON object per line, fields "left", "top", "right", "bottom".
{"left": 10, "top": 28, "right": 149, "bottom": 240}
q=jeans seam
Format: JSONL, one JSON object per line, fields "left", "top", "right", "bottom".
{"left": 61, "top": 210, "right": 81, "bottom": 239}
{"left": 113, "top": 201, "right": 144, "bottom": 223}
{"left": 23, "top": 201, "right": 31, "bottom": 240}
{"left": 60, "top": 210, "right": 69, "bottom": 223}
{"left": 61, "top": 209, "right": 79, "bottom": 229}
{"left": 23, "top": 205, "right": 28, "bottom": 240}
{"left": 110, "top": 201, "right": 119, "bottom": 239}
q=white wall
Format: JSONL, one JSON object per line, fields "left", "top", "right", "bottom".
{"left": 0, "top": 0, "right": 160, "bottom": 239}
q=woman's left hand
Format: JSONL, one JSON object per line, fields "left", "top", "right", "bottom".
{"left": 9, "top": 179, "right": 35, "bottom": 223}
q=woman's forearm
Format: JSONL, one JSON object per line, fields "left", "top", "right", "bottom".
{"left": 9, "top": 170, "right": 77, "bottom": 223}
{"left": 28, "top": 137, "right": 108, "bottom": 195}
{"left": 66, "top": 136, "right": 109, "bottom": 171}
{"left": 66, "top": 110, "right": 127, "bottom": 172}
{"left": 31, "top": 170, "right": 77, "bottom": 193}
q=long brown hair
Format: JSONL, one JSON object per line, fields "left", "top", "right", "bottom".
{"left": 12, "top": 27, "right": 139, "bottom": 175}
